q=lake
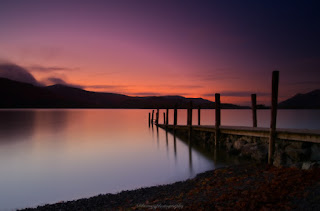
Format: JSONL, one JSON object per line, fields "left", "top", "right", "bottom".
{"left": 0, "top": 109, "right": 319, "bottom": 210}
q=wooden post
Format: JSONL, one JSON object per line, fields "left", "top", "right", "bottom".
{"left": 166, "top": 108, "right": 169, "bottom": 125}
{"left": 198, "top": 106, "right": 201, "bottom": 125}
{"left": 187, "top": 105, "right": 190, "bottom": 126}
{"left": 251, "top": 94, "right": 257, "bottom": 127}
{"left": 268, "top": 71, "right": 279, "bottom": 165}
{"left": 188, "top": 101, "right": 193, "bottom": 139}
{"left": 156, "top": 108, "right": 159, "bottom": 125}
{"left": 174, "top": 104, "right": 177, "bottom": 126}
{"left": 163, "top": 112, "right": 165, "bottom": 124}
{"left": 215, "top": 93, "right": 221, "bottom": 146}
{"left": 151, "top": 110, "right": 154, "bottom": 124}
{"left": 148, "top": 112, "right": 151, "bottom": 126}
{"left": 189, "top": 101, "right": 193, "bottom": 126}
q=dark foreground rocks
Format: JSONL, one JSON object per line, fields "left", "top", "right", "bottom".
{"left": 21, "top": 164, "right": 320, "bottom": 211}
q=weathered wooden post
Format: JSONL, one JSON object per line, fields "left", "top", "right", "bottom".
{"left": 188, "top": 101, "right": 193, "bottom": 139}
{"left": 215, "top": 93, "right": 221, "bottom": 146}
{"left": 148, "top": 112, "right": 151, "bottom": 126}
{"left": 166, "top": 108, "right": 169, "bottom": 125}
{"left": 251, "top": 94, "right": 257, "bottom": 127}
{"left": 163, "top": 112, "right": 165, "bottom": 124}
{"left": 151, "top": 110, "right": 154, "bottom": 124}
{"left": 156, "top": 108, "right": 159, "bottom": 125}
{"left": 174, "top": 104, "right": 177, "bottom": 126}
{"left": 268, "top": 70, "right": 279, "bottom": 165}
{"left": 198, "top": 106, "right": 201, "bottom": 125}
{"left": 187, "top": 105, "right": 190, "bottom": 126}
{"left": 189, "top": 101, "right": 193, "bottom": 126}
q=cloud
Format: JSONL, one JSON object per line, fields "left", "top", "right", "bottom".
{"left": 203, "top": 91, "right": 269, "bottom": 97}
{"left": 130, "top": 92, "right": 162, "bottom": 96}
{"left": 0, "top": 63, "right": 41, "bottom": 86}
{"left": 45, "top": 77, "right": 83, "bottom": 89}
{"left": 191, "top": 68, "right": 240, "bottom": 82}
{"left": 29, "top": 65, "right": 76, "bottom": 72}
{"left": 288, "top": 81, "right": 320, "bottom": 86}
{"left": 84, "top": 85, "right": 127, "bottom": 89}
{"left": 45, "top": 78, "right": 127, "bottom": 91}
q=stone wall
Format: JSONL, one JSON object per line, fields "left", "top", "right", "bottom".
{"left": 188, "top": 129, "right": 320, "bottom": 169}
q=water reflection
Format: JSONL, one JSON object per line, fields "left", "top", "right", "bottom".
{"left": 0, "top": 110, "right": 36, "bottom": 144}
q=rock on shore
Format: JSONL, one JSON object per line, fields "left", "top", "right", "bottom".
{"left": 21, "top": 164, "right": 320, "bottom": 211}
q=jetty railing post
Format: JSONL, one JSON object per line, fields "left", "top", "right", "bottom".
{"left": 268, "top": 70, "right": 279, "bottom": 165}
{"left": 215, "top": 93, "right": 221, "bottom": 147}
{"left": 187, "top": 101, "right": 193, "bottom": 126}
{"left": 166, "top": 108, "right": 169, "bottom": 126}
{"left": 189, "top": 101, "right": 193, "bottom": 126}
{"left": 251, "top": 94, "right": 257, "bottom": 127}
{"left": 198, "top": 106, "right": 201, "bottom": 125}
{"left": 151, "top": 110, "right": 154, "bottom": 124}
{"left": 148, "top": 112, "right": 151, "bottom": 127}
{"left": 174, "top": 104, "right": 177, "bottom": 127}
{"left": 188, "top": 101, "right": 193, "bottom": 140}
{"left": 156, "top": 108, "right": 159, "bottom": 125}
{"left": 187, "top": 105, "right": 190, "bottom": 126}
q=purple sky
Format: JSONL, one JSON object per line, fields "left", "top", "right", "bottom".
{"left": 0, "top": 0, "right": 319, "bottom": 105}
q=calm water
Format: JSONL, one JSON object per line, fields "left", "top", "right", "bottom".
{"left": 0, "top": 109, "right": 319, "bottom": 210}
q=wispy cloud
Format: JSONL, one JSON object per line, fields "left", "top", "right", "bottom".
{"left": 167, "top": 85, "right": 204, "bottom": 89}
{"left": 128, "top": 92, "right": 191, "bottom": 97}
{"left": 288, "top": 81, "right": 320, "bottom": 86}
{"left": 84, "top": 85, "right": 127, "bottom": 89}
{"left": 130, "top": 92, "right": 162, "bottom": 96}
{"left": 29, "top": 65, "right": 76, "bottom": 72}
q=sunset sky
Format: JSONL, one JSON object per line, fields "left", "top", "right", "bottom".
{"left": 0, "top": 0, "right": 319, "bottom": 105}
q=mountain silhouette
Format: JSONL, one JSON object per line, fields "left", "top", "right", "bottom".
{"left": 0, "top": 77, "right": 245, "bottom": 109}
{"left": 279, "top": 89, "right": 320, "bottom": 109}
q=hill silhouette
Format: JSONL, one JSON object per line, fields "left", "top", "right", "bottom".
{"left": 0, "top": 77, "right": 245, "bottom": 109}
{"left": 279, "top": 89, "right": 320, "bottom": 109}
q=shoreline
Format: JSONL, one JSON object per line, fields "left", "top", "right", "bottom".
{"left": 21, "top": 163, "right": 320, "bottom": 210}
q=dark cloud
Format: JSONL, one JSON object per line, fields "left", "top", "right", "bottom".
{"left": 46, "top": 77, "right": 83, "bottom": 89}
{"left": 0, "top": 63, "right": 41, "bottom": 86}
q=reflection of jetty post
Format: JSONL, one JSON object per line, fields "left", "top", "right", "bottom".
{"left": 251, "top": 94, "right": 257, "bottom": 127}
{"left": 173, "top": 104, "right": 177, "bottom": 128}
{"left": 268, "top": 70, "right": 279, "bottom": 164}
{"left": 166, "top": 108, "right": 169, "bottom": 126}
{"left": 198, "top": 106, "right": 201, "bottom": 125}
{"left": 215, "top": 93, "right": 221, "bottom": 146}
{"left": 151, "top": 110, "right": 154, "bottom": 124}
{"left": 173, "top": 133, "right": 177, "bottom": 158}
{"left": 163, "top": 112, "right": 165, "bottom": 124}
{"left": 189, "top": 141, "right": 193, "bottom": 173}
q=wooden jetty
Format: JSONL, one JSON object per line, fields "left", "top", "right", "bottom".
{"left": 148, "top": 71, "right": 320, "bottom": 166}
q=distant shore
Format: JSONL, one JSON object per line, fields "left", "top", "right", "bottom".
{"left": 21, "top": 164, "right": 320, "bottom": 210}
